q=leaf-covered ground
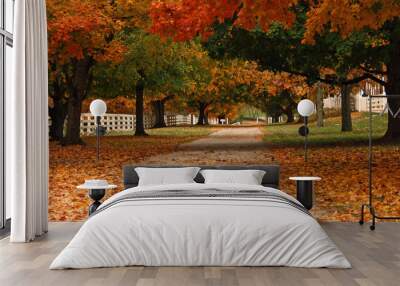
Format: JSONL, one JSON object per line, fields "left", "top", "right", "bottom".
{"left": 141, "top": 141, "right": 400, "bottom": 222}
{"left": 49, "top": 123, "right": 400, "bottom": 222}
{"left": 272, "top": 145, "right": 400, "bottom": 221}
{"left": 49, "top": 128, "right": 213, "bottom": 221}
{"left": 261, "top": 113, "right": 400, "bottom": 221}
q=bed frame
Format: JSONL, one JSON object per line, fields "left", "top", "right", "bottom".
{"left": 123, "top": 165, "right": 280, "bottom": 189}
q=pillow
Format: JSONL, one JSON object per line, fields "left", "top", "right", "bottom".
{"left": 135, "top": 167, "right": 201, "bottom": 186}
{"left": 200, "top": 169, "right": 266, "bottom": 185}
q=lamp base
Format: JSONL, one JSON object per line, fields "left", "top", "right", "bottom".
{"left": 88, "top": 189, "right": 105, "bottom": 215}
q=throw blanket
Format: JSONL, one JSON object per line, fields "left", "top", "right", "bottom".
{"left": 93, "top": 189, "right": 312, "bottom": 217}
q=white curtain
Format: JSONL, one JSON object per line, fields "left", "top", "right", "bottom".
{"left": 8, "top": 0, "right": 49, "bottom": 242}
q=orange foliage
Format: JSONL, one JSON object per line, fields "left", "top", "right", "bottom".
{"left": 150, "top": 0, "right": 298, "bottom": 41}
{"left": 210, "top": 61, "right": 308, "bottom": 100}
{"left": 47, "top": 0, "right": 126, "bottom": 65}
{"left": 150, "top": 0, "right": 399, "bottom": 49}
{"left": 185, "top": 58, "right": 310, "bottom": 115}
{"left": 187, "top": 60, "right": 263, "bottom": 109}
{"left": 47, "top": 0, "right": 154, "bottom": 67}
{"left": 116, "top": 0, "right": 152, "bottom": 29}
{"left": 82, "top": 97, "right": 135, "bottom": 114}
{"left": 262, "top": 71, "right": 309, "bottom": 97}
{"left": 208, "top": 103, "right": 241, "bottom": 119}
{"left": 303, "top": 0, "right": 400, "bottom": 43}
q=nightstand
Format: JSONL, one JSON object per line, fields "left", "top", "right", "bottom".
{"left": 289, "top": 177, "right": 321, "bottom": 210}
{"left": 77, "top": 182, "right": 117, "bottom": 215}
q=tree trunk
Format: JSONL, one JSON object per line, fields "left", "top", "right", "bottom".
{"left": 385, "top": 83, "right": 400, "bottom": 140}
{"left": 197, "top": 102, "right": 208, "bottom": 125}
{"left": 63, "top": 97, "right": 83, "bottom": 145}
{"left": 151, "top": 100, "right": 167, "bottom": 128}
{"left": 341, "top": 83, "right": 352, "bottom": 132}
{"left": 135, "top": 81, "right": 147, "bottom": 136}
{"left": 63, "top": 58, "right": 92, "bottom": 145}
{"left": 384, "top": 37, "right": 400, "bottom": 140}
{"left": 49, "top": 79, "right": 67, "bottom": 141}
{"left": 280, "top": 90, "right": 295, "bottom": 123}
{"left": 272, "top": 115, "right": 280, "bottom": 123}
{"left": 151, "top": 95, "right": 174, "bottom": 128}
{"left": 316, "top": 84, "right": 324, "bottom": 127}
{"left": 284, "top": 108, "right": 294, "bottom": 123}
{"left": 49, "top": 96, "right": 67, "bottom": 141}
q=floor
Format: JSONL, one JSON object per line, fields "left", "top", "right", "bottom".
{"left": 0, "top": 222, "right": 399, "bottom": 286}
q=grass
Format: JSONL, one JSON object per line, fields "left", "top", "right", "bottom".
{"left": 263, "top": 112, "right": 390, "bottom": 147}
{"left": 105, "top": 125, "right": 215, "bottom": 137}
{"left": 147, "top": 126, "right": 215, "bottom": 137}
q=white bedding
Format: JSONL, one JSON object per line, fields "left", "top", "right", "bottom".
{"left": 50, "top": 183, "right": 351, "bottom": 269}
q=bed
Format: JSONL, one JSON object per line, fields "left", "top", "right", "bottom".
{"left": 50, "top": 165, "right": 351, "bottom": 269}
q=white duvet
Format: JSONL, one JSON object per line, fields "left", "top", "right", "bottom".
{"left": 50, "top": 183, "right": 351, "bottom": 269}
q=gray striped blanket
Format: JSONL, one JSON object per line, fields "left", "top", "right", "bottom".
{"left": 93, "top": 189, "right": 311, "bottom": 217}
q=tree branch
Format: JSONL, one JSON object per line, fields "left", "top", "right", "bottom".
{"left": 342, "top": 74, "right": 370, "bottom": 85}
{"left": 280, "top": 67, "right": 377, "bottom": 86}
{"left": 365, "top": 73, "right": 387, "bottom": 87}
{"left": 360, "top": 66, "right": 387, "bottom": 75}
{"left": 162, "top": 94, "right": 175, "bottom": 103}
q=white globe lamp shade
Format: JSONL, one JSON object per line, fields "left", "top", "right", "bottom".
{"left": 297, "top": 99, "right": 315, "bottom": 117}
{"left": 90, "top": 99, "right": 107, "bottom": 117}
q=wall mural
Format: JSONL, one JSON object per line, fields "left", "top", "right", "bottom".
{"left": 44, "top": 0, "right": 400, "bottom": 228}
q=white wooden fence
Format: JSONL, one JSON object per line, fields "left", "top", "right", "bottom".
{"left": 80, "top": 113, "right": 144, "bottom": 135}
{"left": 266, "top": 116, "right": 285, "bottom": 124}
{"left": 80, "top": 113, "right": 221, "bottom": 135}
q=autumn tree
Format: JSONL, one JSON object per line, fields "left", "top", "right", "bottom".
{"left": 184, "top": 59, "right": 305, "bottom": 125}
{"left": 150, "top": 0, "right": 400, "bottom": 138}
{"left": 179, "top": 49, "right": 213, "bottom": 125}
{"left": 202, "top": 14, "right": 371, "bottom": 131}
{"left": 47, "top": 0, "right": 154, "bottom": 144}
{"left": 245, "top": 70, "right": 309, "bottom": 123}
{"left": 303, "top": 0, "right": 400, "bottom": 139}
{"left": 269, "top": 74, "right": 308, "bottom": 123}
{"left": 148, "top": 42, "right": 208, "bottom": 128}
{"left": 47, "top": 0, "right": 131, "bottom": 144}
{"left": 184, "top": 59, "right": 266, "bottom": 125}
{"left": 93, "top": 30, "right": 192, "bottom": 135}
